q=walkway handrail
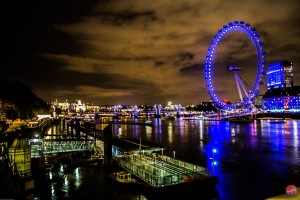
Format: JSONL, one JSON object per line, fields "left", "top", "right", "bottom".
{"left": 30, "top": 140, "right": 94, "bottom": 158}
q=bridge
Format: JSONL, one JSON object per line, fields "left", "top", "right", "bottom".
{"left": 29, "top": 138, "right": 95, "bottom": 158}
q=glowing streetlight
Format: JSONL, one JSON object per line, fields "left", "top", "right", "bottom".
{"left": 210, "top": 148, "right": 217, "bottom": 176}
{"left": 173, "top": 149, "right": 176, "bottom": 159}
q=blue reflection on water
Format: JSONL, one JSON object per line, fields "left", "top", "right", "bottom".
{"left": 205, "top": 121, "right": 232, "bottom": 177}
{"left": 205, "top": 119, "right": 300, "bottom": 200}
{"left": 43, "top": 118, "right": 300, "bottom": 200}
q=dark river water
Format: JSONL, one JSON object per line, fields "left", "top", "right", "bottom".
{"left": 34, "top": 118, "right": 300, "bottom": 200}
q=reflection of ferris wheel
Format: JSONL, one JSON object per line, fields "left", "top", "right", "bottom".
{"left": 205, "top": 21, "right": 266, "bottom": 110}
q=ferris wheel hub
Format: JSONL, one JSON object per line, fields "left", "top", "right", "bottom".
{"left": 227, "top": 66, "right": 241, "bottom": 71}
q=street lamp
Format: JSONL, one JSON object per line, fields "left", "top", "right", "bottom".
{"left": 210, "top": 148, "right": 217, "bottom": 176}
{"left": 213, "top": 148, "right": 217, "bottom": 157}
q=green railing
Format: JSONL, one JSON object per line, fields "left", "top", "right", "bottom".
{"left": 30, "top": 140, "right": 94, "bottom": 157}
{"left": 113, "top": 151, "right": 210, "bottom": 188}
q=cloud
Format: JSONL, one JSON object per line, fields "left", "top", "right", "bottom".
{"left": 4, "top": 0, "right": 300, "bottom": 105}
{"left": 60, "top": 85, "right": 133, "bottom": 97}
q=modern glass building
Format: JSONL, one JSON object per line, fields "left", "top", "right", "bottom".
{"left": 266, "top": 61, "right": 293, "bottom": 90}
{"left": 262, "top": 61, "right": 300, "bottom": 112}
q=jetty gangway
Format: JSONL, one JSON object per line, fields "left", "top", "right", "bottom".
{"left": 29, "top": 139, "right": 94, "bottom": 158}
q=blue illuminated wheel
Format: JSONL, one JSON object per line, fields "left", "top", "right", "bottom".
{"left": 205, "top": 21, "right": 265, "bottom": 110}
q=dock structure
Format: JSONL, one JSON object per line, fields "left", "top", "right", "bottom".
{"left": 113, "top": 152, "right": 211, "bottom": 188}
{"left": 32, "top": 120, "right": 217, "bottom": 191}
{"left": 110, "top": 136, "right": 217, "bottom": 190}
{"left": 92, "top": 125, "right": 217, "bottom": 189}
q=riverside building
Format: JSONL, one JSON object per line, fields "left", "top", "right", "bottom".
{"left": 262, "top": 60, "right": 300, "bottom": 112}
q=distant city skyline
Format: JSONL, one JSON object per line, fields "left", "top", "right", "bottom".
{"left": 51, "top": 98, "right": 200, "bottom": 107}
{"left": 2, "top": 0, "right": 300, "bottom": 105}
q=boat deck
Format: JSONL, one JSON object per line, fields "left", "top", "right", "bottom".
{"left": 113, "top": 151, "right": 216, "bottom": 189}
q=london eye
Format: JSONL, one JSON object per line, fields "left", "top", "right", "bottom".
{"left": 205, "top": 21, "right": 266, "bottom": 110}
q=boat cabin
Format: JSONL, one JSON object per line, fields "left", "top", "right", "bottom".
{"left": 113, "top": 171, "right": 136, "bottom": 183}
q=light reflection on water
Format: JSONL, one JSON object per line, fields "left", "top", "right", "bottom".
{"left": 40, "top": 118, "right": 300, "bottom": 200}
{"left": 117, "top": 118, "right": 300, "bottom": 200}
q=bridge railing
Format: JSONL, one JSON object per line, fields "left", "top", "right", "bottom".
{"left": 30, "top": 140, "right": 93, "bottom": 158}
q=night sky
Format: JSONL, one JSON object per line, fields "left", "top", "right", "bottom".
{"left": 2, "top": 0, "right": 300, "bottom": 106}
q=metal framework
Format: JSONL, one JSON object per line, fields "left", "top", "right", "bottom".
{"left": 113, "top": 152, "right": 210, "bottom": 188}
{"left": 30, "top": 139, "right": 94, "bottom": 158}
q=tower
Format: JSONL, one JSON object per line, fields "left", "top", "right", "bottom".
{"left": 9, "top": 137, "right": 32, "bottom": 177}
{"left": 9, "top": 137, "right": 34, "bottom": 199}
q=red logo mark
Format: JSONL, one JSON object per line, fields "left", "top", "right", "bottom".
{"left": 286, "top": 185, "right": 298, "bottom": 196}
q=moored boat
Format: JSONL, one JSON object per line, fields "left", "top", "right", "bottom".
{"left": 112, "top": 150, "right": 218, "bottom": 197}
{"left": 90, "top": 152, "right": 104, "bottom": 160}
{"left": 88, "top": 151, "right": 104, "bottom": 166}
{"left": 110, "top": 171, "right": 137, "bottom": 185}
{"left": 269, "top": 120, "right": 286, "bottom": 124}
{"left": 109, "top": 170, "right": 158, "bottom": 195}
{"left": 228, "top": 117, "right": 254, "bottom": 123}
{"left": 144, "top": 120, "right": 152, "bottom": 125}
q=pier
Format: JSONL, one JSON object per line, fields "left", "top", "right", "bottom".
{"left": 30, "top": 119, "right": 217, "bottom": 191}
{"left": 72, "top": 120, "right": 217, "bottom": 190}
{"left": 1, "top": 117, "right": 218, "bottom": 198}
{"left": 113, "top": 151, "right": 214, "bottom": 188}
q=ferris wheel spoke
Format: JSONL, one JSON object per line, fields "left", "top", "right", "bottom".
{"left": 234, "top": 71, "right": 249, "bottom": 97}
{"left": 234, "top": 72, "right": 243, "bottom": 102}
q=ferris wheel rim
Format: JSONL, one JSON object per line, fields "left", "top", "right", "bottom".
{"left": 205, "top": 20, "right": 265, "bottom": 110}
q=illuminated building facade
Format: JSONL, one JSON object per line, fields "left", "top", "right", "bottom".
{"left": 262, "top": 61, "right": 300, "bottom": 112}
{"left": 266, "top": 61, "right": 293, "bottom": 90}
{"left": 262, "top": 86, "right": 300, "bottom": 112}
{"left": 51, "top": 99, "right": 100, "bottom": 114}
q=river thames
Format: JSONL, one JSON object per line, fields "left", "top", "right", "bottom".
{"left": 35, "top": 117, "right": 300, "bottom": 200}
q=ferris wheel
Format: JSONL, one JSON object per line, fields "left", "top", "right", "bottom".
{"left": 205, "top": 20, "right": 266, "bottom": 110}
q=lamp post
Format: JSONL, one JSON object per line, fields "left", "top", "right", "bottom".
{"left": 210, "top": 148, "right": 217, "bottom": 176}
{"left": 139, "top": 137, "right": 142, "bottom": 159}
{"left": 213, "top": 148, "right": 216, "bottom": 159}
